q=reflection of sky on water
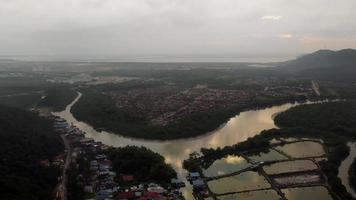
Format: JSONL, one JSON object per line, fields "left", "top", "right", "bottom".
{"left": 282, "top": 186, "right": 333, "bottom": 200}
{"left": 276, "top": 141, "right": 325, "bottom": 158}
{"left": 203, "top": 155, "right": 249, "bottom": 177}
{"left": 248, "top": 148, "right": 287, "bottom": 162}
{"left": 208, "top": 171, "right": 270, "bottom": 194}
{"left": 218, "top": 190, "right": 280, "bottom": 200}
{"left": 225, "top": 155, "right": 245, "bottom": 164}
{"left": 54, "top": 93, "right": 300, "bottom": 200}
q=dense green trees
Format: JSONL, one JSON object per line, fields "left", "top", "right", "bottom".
{"left": 38, "top": 87, "right": 77, "bottom": 111}
{"left": 0, "top": 105, "right": 63, "bottom": 200}
{"left": 0, "top": 75, "right": 77, "bottom": 111}
{"left": 105, "top": 146, "right": 176, "bottom": 186}
{"left": 275, "top": 101, "right": 356, "bottom": 138}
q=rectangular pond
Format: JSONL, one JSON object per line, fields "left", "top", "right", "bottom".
{"left": 203, "top": 155, "right": 250, "bottom": 177}
{"left": 208, "top": 171, "right": 270, "bottom": 194}
{"left": 263, "top": 160, "right": 318, "bottom": 175}
{"left": 275, "top": 141, "right": 325, "bottom": 158}
{"left": 247, "top": 148, "right": 287, "bottom": 162}
{"left": 217, "top": 190, "right": 280, "bottom": 200}
{"left": 272, "top": 172, "right": 322, "bottom": 187}
{"left": 282, "top": 186, "right": 333, "bottom": 200}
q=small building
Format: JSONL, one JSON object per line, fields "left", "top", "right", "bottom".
{"left": 171, "top": 178, "right": 185, "bottom": 188}
{"left": 188, "top": 172, "right": 200, "bottom": 181}
{"left": 84, "top": 185, "right": 94, "bottom": 193}
{"left": 192, "top": 179, "right": 205, "bottom": 189}
{"left": 122, "top": 174, "right": 134, "bottom": 182}
{"left": 116, "top": 191, "right": 135, "bottom": 199}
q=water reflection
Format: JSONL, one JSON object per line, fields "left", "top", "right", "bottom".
{"left": 217, "top": 190, "right": 280, "bottom": 200}
{"left": 338, "top": 142, "right": 356, "bottom": 197}
{"left": 207, "top": 171, "right": 270, "bottom": 194}
{"left": 282, "top": 186, "right": 333, "bottom": 200}
{"left": 203, "top": 155, "right": 250, "bottom": 177}
{"left": 275, "top": 141, "right": 325, "bottom": 158}
{"left": 53, "top": 93, "right": 302, "bottom": 199}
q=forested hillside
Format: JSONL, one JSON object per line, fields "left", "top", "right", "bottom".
{"left": 280, "top": 49, "right": 356, "bottom": 81}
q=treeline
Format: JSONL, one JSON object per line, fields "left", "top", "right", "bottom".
{"left": 0, "top": 105, "right": 64, "bottom": 200}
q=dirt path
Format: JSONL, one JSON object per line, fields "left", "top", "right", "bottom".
{"left": 311, "top": 80, "right": 321, "bottom": 96}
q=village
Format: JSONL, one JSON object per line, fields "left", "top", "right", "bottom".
{"left": 102, "top": 78, "right": 315, "bottom": 127}
{"left": 52, "top": 117, "right": 186, "bottom": 200}
{"left": 42, "top": 71, "right": 317, "bottom": 129}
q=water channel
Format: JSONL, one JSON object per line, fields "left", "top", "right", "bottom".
{"left": 338, "top": 142, "right": 356, "bottom": 198}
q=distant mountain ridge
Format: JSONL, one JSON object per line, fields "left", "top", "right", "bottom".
{"left": 280, "top": 49, "right": 356, "bottom": 81}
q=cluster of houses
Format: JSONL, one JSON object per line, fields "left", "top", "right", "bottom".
{"left": 53, "top": 117, "right": 185, "bottom": 200}
{"left": 150, "top": 87, "right": 252, "bottom": 126}
{"left": 186, "top": 172, "right": 211, "bottom": 200}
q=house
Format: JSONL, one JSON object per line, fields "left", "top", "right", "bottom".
{"left": 80, "top": 138, "right": 94, "bottom": 144}
{"left": 147, "top": 183, "right": 166, "bottom": 194}
{"left": 188, "top": 172, "right": 200, "bottom": 181}
{"left": 192, "top": 179, "right": 205, "bottom": 189}
{"left": 40, "top": 159, "right": 50, "bottom": 167}
{"left": 90, "top": 160, "right": 99, "bottom": 171}
{"left": 96, "top": 154, "right": 107, "bottom": 160}
{"left": 171, "top": 178, "right": 185, "bottom": 188}
{"left": 116, "top": 191, "right": 135, "bottom": 199}
{"left": 95, "top": 190, "right": 112, "bottom": 200}
{"left": 99, "top": 159, "right": 112, "bottom": 171}
{"left": 121, "top": 174, "right": 134, "bottom": 182}
{"left": 84, "top": 185, "right": 94, "bottom": 193}
{"left": 137, "top": 192, "right": 160, "bottom": 200}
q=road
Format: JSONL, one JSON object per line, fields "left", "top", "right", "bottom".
{"left": 312, "top": 80, "right": 321, "bottom": 96}
{"left": 58, "top": 134, "right": 72, "bottom": 200}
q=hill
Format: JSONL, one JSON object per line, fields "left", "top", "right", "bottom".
{"left": 280, "top": 49, "right": 356, "bottom": 81}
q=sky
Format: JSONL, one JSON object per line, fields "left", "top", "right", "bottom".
{"left": 0, "top": 0, "right": 356, "bottom": 61}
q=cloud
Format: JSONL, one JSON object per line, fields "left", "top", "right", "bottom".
{"left": 261, "top": 15, "right": 282, "bottom": 20}
{"left": 0, "top": 0, "right": 355, "bottom": 58}
{"left": 279, "top": 34, "right": 293, "bottom": 39}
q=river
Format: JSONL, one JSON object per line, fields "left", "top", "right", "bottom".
{"left": 53, "top": 92, "right": 313, "bottom": 199}
{"left": 338, "top": 142, "right": 356, "bottom": 198}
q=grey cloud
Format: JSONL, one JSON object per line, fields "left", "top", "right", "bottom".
{"left": 0, "top": 0, "right": 355, "bottom": 60}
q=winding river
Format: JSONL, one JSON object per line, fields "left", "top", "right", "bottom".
{"left": 338, "top": 142, "right": 356, "bottom": 198}
{"left": 53, "top": 92, "right": 331, "bottom": 199}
